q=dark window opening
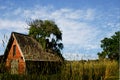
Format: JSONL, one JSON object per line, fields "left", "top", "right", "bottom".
{"left": 13, "top": 45, "right": 16, "bottom": 56}
{"left": 21, "top": 57, "right": 23, "bottom": 59}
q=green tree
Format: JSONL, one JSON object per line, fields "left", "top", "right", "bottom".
{"left": 98, "top": 31, "right": 120, "bottom": 61}
{"left": 28, "top": 19, "right": 64, "bottom": 60}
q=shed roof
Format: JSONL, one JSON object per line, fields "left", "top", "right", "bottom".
{"left": 4, "top": 32, "right": 62, "bottom": 61}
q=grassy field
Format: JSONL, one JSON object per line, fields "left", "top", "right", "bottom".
{"left": 0, "top": 60, "right": 119, "bottom": 80}
{"left": 61, "top": 60, "right": 119, "bottom": 80}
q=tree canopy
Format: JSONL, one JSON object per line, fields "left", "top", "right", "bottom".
{"left": 98, "top": 31, "right": 120, "bottom": 61}
{"left": 28, "top": 19, "right": 64, "bottom": 60}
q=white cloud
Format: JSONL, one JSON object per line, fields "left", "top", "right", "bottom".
{"left": 51, "top": 8, "right": 82, "bottom": 20}
{"left": 0, "top": 19, "right": 27, "bottom": 33}
{"left": 85, "top": 9, "right": 95, "bottom": 20}
{"left": 56, "top": 18, "right": 100, "bottom": 50}
{"left": 21, "top": 6, "right": 52, "bottom": 20}
{"left": 10, "top": 6, "right": 99, "bottom": 50}
{"left": 50, "top": 8, "right": 95, "bottom": 21}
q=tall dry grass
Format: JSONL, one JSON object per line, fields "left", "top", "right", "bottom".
{"left": 0, "top": 60, "right": 119, "bottom": 80}
{"left": 60, "top": 60, "right": 119, "bottom": 80}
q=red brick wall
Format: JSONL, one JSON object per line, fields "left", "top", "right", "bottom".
{"left": 6, "top": 38, "right": 25, "bottom": 74}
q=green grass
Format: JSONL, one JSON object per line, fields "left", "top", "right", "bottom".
{"left": 0, "top": 60, "right": 119, "bottom": 80}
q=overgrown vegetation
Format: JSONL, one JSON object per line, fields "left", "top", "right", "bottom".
{"left": 0, "top": 60, "right": 119, "bottom": 80}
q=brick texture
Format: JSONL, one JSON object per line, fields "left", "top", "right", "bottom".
{"left": 6, "top": 39, "right": 25, "bottom": 74}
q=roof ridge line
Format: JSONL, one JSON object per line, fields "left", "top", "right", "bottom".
{"left": 12, "top": 32, "right": 28, "bottom": 36}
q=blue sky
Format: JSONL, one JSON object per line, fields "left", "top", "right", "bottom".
{"left": 0, "top": 0, "right": 120, "bottom": 60}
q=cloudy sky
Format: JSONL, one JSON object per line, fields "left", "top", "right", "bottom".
{"left": 0, "top": 0, "right": 119, "bottom": 60}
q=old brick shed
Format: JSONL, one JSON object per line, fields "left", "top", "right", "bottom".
{"left": 4, "top": 32, "right": 62, "bottom": 74}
